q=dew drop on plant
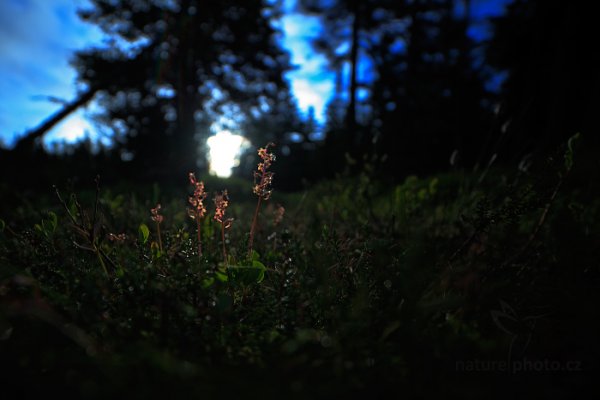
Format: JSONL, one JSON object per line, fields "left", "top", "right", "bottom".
{"left": 128, "top": 286, "right": 134, "bottom": 292}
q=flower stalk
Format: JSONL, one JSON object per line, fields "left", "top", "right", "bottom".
{"left": 188, "top": 172, "right": 207, "bottom": 263}
{"left": 248, "top": 143, "right": 276, "bottom": 258}
{"left": 150, "top": 203, "right": 164, "bottom": 253}
{"left": 214, "top": 190, "right": 233, "bottom": 264}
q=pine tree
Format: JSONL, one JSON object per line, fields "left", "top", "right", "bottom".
{"left": 70, "top": 0, "right": 294, "bottom": 177}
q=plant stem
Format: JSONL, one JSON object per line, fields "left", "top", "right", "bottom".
{"left": 248, "top": 196, "right": 262, "bottom": 258}
{"left": 196, "top": 218, "right": 203, "bottom": 263}
{"left": 94, "top": 246, "right": 109, "bottom": 277}
{"left": 221, "top": 222, "right": 228, "bottom": 264}
{"left": 156, "top": 222, "right": 163, "bottom": 253}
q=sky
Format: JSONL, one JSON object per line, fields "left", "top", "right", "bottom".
{"left": 0, "top": 0, "right": 512, "bottom": 150}
{"left": 277, "top": 1, "right": 335, "bottom": 121}
{"left": 0, "top": 0, "right": 334, "bottom": 149}
{"left": 0, "top": 0, "right": 104, "bottom": 147}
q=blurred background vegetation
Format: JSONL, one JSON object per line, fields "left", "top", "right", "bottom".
{"left": 1, "top": 0, "right": 597, "bottom": 189}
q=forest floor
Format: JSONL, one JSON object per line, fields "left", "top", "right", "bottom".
{"left": 1, "top": 153, "right": 598, "bottom": 398}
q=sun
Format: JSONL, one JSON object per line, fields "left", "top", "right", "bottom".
{"left": 206, "top": 131, "right": 249, "bottom": 178}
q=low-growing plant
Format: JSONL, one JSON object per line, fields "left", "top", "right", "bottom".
{"left": 53, "top": 177, "right": 117, "bottom": 277}
{"left": 213, "top": 189, "right": 233, "bottom": 264}
{"left": 187, "top": 172, "right": 208, "bottom": 263}
{"left": 150, "top": 203, "right": 164, "bottom": 254}
{"left": 249, "top": 142, "right": 276, "bottom": 258}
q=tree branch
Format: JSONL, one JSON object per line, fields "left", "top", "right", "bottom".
{"left": 14, "top": 87, "right": 99, "bottom": 152}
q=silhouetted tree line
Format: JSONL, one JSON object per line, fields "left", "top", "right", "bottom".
{"left": 2, "top": 0, "right": 598, "bottom": 188}
{"left": 303, "top": 0, "right": 598, "bottom": 179}
{"left": 484, "top": 0, "right": 599, "bottom": 164}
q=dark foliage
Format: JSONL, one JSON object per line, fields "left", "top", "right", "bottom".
{"left": 1, "top": 138, "right": 598, "bottom": 397}
{"left": 485, "top": 0, "right": 600, "bottom": 162}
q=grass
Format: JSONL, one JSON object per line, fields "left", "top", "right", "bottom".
{"left": 0, "top": 148, "right": 599, "bottom": 398}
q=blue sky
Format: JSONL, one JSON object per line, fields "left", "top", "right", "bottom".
{"left": 0, "top": 0, "right": 334, "bottom": 149}
{"left": 277, "top": 0, "right": 335, "bottom": 121}
{"left": 0, "top": 0, "right": 512, "bottom": 149}
{"left": 0, "top": 0, "right": 104, "bottom": 147}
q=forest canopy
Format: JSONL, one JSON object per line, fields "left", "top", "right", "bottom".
{"left": 2, "top": 0, "right": 598, "bottom": 187}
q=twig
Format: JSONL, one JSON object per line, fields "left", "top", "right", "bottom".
{"left": 54, "top": 182, "right": 114, "bottom": 277}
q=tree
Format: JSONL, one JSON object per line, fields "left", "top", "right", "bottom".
{"left": 303, "top": 0, "right": 492, "bottom": 177}
{"left": 70, "top": 0, "right": 294, "bottom": 177}
{"left": 298, "top": 0, "right": 377, "bottom": 164}
{"left": 369, "top": 0, "right": 491, "bottom": 176}
{"left": 485, "top": 0, "right": 600, "bottom": 163}
{"left": 13, "top": 87, "right": 99, "bottom": 154}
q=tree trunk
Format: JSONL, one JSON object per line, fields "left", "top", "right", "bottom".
{"left": 346, "top": 0, "right": 360, "bottom": 153}
{"left": 14, "top": 87, "right": 99, "bottom": 153}
{"left": 174, "top": 0, "right": 201, "bottom": 175}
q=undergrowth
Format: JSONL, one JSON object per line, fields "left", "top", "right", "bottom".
{"left": 0, "top": 137, "right": 598, "bottom": 398}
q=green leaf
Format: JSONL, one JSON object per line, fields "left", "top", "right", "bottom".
{"left": 428, "top": 178, "right": 438, "bottom": 195}
{"left": 201, "top": 277, "right": 215, "bottom": 288}
{"left": 228, "top": 260, "right": 266, "bottom": 285}
{"left": 40, "top": 212, "right": 57, "bottom": 237}
{"left": 0, "top": 219, "right": 5, "bottom": 232}
{"left": 47, "top": 211, "right": 58, "bottom": 232}
{"left": 215, "top": 270, "right": 229, "bottom": 283}
{"left": 139, "top": 223, "right": 150, "bottom": 244}
{"left": 380, "top": 320, "right": 401, "bottom": 342}
{"left": 564, "top": 132, "right": 581, "bottom": 171}
{"left": 250, "top": 250, "right": 260, "bottom": 262}
{"left": 150, "top": 241, "right": 162, "bottom": 259}
{"left": 252, "top": 260, "right": 267, "bottom": 283}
